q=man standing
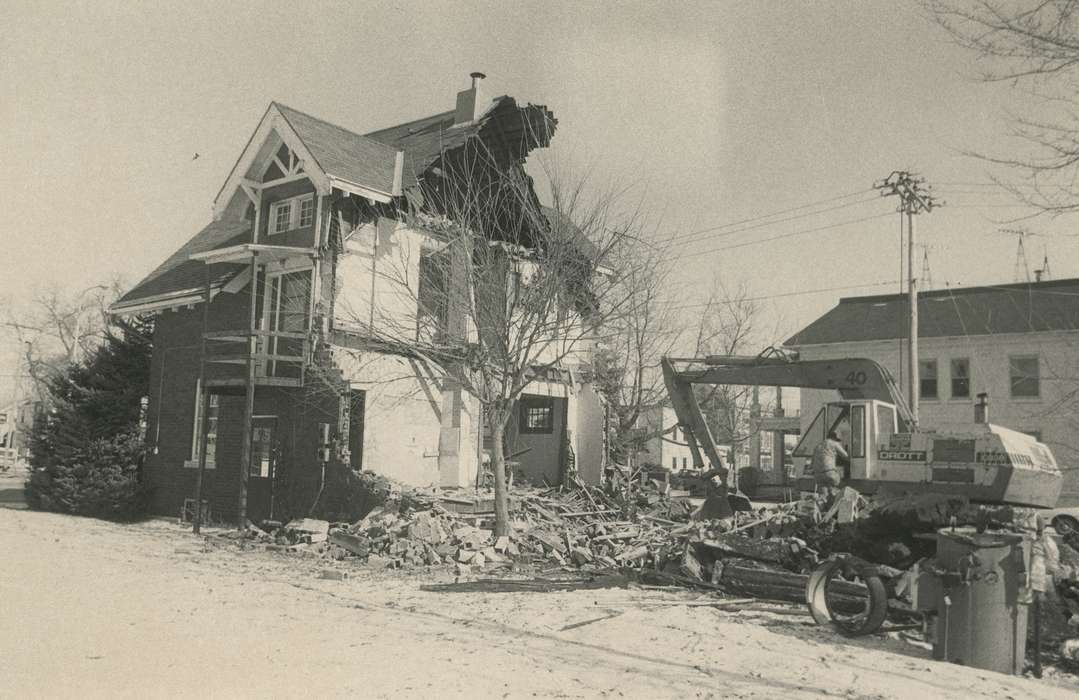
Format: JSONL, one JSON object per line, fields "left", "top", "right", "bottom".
{"left": 811, "top": 430, "right": 848, "bottom": 503}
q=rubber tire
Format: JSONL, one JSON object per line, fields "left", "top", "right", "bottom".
{"left": 1053, "top": 515, "right": 1079, "bottom": 536}
{"left": 806, "top": 558, "right": 889, "bottom": 637}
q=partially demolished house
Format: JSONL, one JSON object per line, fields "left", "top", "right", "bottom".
{"left": 112, "top": 75, "right": 607, "bottom": 523}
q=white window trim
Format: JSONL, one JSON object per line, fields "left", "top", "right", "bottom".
{"left": 949, "top": 357, "right": 971, "bottom": 401}
{"left": 919, "top": 358, "right": 939, "bottom": 401}
{"left": 268, "top": 194, "right": 315, "bottom": 235}
{"left": 1009, "top": 354, "right": 1041, "bottom": 400}
{"left": 184, "top": 378, "right": 217, "bottom": 470}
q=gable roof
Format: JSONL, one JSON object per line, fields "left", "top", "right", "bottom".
{"left": 274, "top": 103, "right": 402, "bottom": 196}
{"left": 113, "top": 220, "right": 251, "bottom": 311}
{"left": 785, "top": 278, "right": 1079, "bottom": 346}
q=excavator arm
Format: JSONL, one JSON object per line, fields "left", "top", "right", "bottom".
{"left": 661, "top": 354, "right": 914, "bottom": 479}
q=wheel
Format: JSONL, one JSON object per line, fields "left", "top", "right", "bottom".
{"left": 806, "top": 558, "right": 889, "bottom": 637}
{"left": 1053, "top": 514, "right": 1079, "bottom": 536}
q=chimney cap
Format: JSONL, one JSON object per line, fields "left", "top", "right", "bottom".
{"left": 470, "top": 71, "right": 486, "bottom": 87}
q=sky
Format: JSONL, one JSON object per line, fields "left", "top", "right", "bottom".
{"left": 3, "top": 0, "right": 1079, "bottom": 401}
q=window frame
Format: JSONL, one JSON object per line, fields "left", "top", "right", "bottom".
{"left": 850, "top": 404, "right": 866, "bottom": 459}
{"left": 519, "top": 395, "right": 555, "bottom": 434}
{"left": 185, "top": 379, "right": 218, "bottom": 469}
{"left": 298, "top": 196, "right": 315, "bottom": 228}
{"left": 1009, "top": 354, "right": 1041, "bottom": 399}
{"left": 268, "top": 194, "right": 315, "bottom": 235}
{"left": 950, "top": 357, "right": 971, "bottom": 399}
{"left": 919, "top": 358, "right": 939, "bottom": 400}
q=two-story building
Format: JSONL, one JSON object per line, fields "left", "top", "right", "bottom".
{"left": 112, "top": 76, "right": 607, "bottom": 524}
{"left": 635, "top": 405, "right": 714, "bottom": 473}
{"left": 785, "top": 278, "right": 1079, "bottom": 505}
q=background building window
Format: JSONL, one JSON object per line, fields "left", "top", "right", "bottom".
{"left": 919, "top": 359, "right": 938, "bottom": 399}
{"left": 951, "top": 358, "right": 970, "bottom": 398}
{"left": 519, "top": 395, "right": 554, "bottom": 434}
{"left": 1010, "top": 355, "right": 1040, "bottom": 398}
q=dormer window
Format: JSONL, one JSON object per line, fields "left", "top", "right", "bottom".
{"left": 269, "top": 194, "right": 315, "bottom": 234}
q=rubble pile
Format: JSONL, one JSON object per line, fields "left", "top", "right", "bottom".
{"left": 209, "top": 481, "right": 1022, "bottom": 591}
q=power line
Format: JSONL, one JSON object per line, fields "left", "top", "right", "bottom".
{"left": 656, "top": 188, "right": 874, "bottom": 246}
{"left": 663, "top": 279, "right": 901, "bottom": 312}
{"left": 664, "top": 192, "right": 880, "bottom": 248}
{"left": 667, "top": 211, "right": 893, "bottom": 261}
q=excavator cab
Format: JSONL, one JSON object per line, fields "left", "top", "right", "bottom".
{"left": 792, "top": 400, "right": 899, "bottom": 484}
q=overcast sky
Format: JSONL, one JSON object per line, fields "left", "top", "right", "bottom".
{"left": 3, "top": 0, "right": 1078, "bottom": 400}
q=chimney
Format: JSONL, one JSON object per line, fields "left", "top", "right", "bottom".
{"left": 974, "top": 392, "right": 989, "bottom": 424}
{"left": 454, "top": 72, "right": 487, "bottom": 125}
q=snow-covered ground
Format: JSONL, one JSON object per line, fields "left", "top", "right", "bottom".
{"left": 1, "top": 508, "right": 1076, "bottom": 699}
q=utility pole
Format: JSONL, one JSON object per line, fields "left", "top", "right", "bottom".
{"left": 876, "top": 172, "right": 941, "bottom": 426}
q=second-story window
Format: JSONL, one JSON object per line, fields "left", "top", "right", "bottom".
{"left": 269, "top": 194, "right": 315, "bottom": 234}
{"left": 1010, "top": 355, "right": 1040, "bottom": 398}
{"left": 299, "top": 197, "right": 315, "bottom": 228}
{"left": 919, "top": 359, "right": 938, "bottom": 399}
{"left": 272, "top": 201, "right": 292, "bottom": 234}
{"left": 951, "top": 358, "right": 970, "bottom": 399}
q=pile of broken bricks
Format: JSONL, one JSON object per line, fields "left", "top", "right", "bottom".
{"left": 206, "top": 481, "right": 859, "bottom": 595}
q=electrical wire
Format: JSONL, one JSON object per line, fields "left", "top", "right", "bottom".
{"left": 661, "top": 279, "right": 901, "bottom": 312}
{"left": 662, "top": 192, "right": 880, "bottom": 248}
{"left": 667, "top": 211, "right": 894, "bottom": 261}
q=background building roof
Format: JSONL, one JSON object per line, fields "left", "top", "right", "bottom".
{"left": 785, "top": 278, "right": 1079, "bottom": 346}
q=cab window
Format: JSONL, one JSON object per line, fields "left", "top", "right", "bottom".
{"left": 850, "top": 404, "right": 865, "bottom": 458}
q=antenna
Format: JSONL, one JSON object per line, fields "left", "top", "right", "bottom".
{"left": 917, "top": 243, "right": 944, "bottom": 290}
{"left": 1001, "top": 228, "right": 1032, "bottom": 283}
{"left": 1034, "top": 247, "right": 1051, "bottom": 283}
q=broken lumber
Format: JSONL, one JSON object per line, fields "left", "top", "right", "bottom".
{"left": 329, "top": 529, "right": 371, "bottom": 557}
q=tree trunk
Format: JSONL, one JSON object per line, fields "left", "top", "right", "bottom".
{"left": 491, "top": 423, "right": 510, "bottom": 537}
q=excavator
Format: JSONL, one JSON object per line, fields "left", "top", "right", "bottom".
{"left": 661, "top": 353, "right": 1063, "bottom": 516}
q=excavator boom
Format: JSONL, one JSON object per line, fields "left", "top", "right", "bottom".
{"left": 661, "top": 354, "right": 915, "bottom": 478}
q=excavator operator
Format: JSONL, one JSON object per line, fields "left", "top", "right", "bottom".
{"left": 811, "top": 430, "right": 848, "bottom": 503}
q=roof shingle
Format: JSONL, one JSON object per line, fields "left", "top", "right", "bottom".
{"left": 115, "top": 220, "right": 251, "bottom": 307}
{"left": 785, "top": 278, "right": 1079, "bottom": 346}
{"left": 274, "top": 103, "right": 401, "bottom": 195}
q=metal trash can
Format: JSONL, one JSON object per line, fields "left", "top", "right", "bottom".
{"left": 915, "top": 528, "right": 1031, "bottom": 675}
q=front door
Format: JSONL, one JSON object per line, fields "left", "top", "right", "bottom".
{"left": 247, "top": 416, "right": 278, "bottom": 523}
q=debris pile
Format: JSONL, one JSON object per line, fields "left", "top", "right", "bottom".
{"left": 208, "top": 481, "right": 1027, "bottom": 598}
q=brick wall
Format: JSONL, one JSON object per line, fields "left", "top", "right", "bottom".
{"left": 143, "top": 285, "right": 338, "bottom": 524}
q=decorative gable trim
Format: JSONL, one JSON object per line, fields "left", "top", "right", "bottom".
{"left": 213, "top": 104, "right": 332, "bottom": 220}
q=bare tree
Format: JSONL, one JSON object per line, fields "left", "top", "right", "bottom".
{"left": 927, "top": 0, "right": 1079, "bottom": 213}
{"left": 591, "top": 241, "right": 682, "bottom": 467}
{"left": 4, "top": 282, "right": 117, "bottom": 402}
{"left": 340, "top": 132, "right": 655, "bottom": 536}
{"left": 689, "top": 280, "right": 767, "bottom": 471}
